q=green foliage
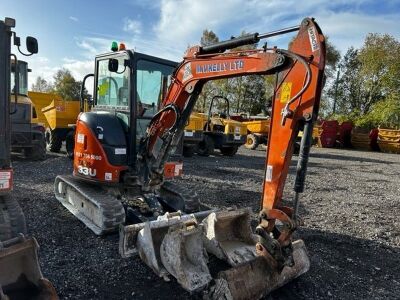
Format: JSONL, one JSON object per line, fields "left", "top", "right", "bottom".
{"left": 195, "top": 29, "right": 268, "bottom": 116}
{"left": 31, "top": 76, "right": 53, "bottom": 92}
{"left": 326, "top": 33, "right": 400, "bottom": 129}
{"left": 53, "top": 68, "right": 86, "bottom": 100}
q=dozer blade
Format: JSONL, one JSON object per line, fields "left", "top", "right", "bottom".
{"left": 207, "top": 240, "right": 310, "bottom": 300}
{"left": 0, "top": 236, "right": 58, "bottom": 300}
{"left": 54, "top": 175, "right": 125, "bottom": 235}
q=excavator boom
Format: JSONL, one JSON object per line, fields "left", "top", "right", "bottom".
{"left": 119, "top": 17, "right": 326, "bottom": 299}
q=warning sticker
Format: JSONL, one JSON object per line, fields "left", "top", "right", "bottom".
{"left": 182, "top": 63, "right": 193, "bottom": 82}
{"left": 265, "top": 165, "right": 273, "bottom": 182}
{"left": 280, "top": 82, "right": 292, "bottom": 103}
{"left": 77, "top": 133, "right": 85, "bottom": 144}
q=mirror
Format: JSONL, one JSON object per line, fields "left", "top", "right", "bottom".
{"left": 26, "top": 36, "right": 38, "bottom": 54}
{"left": 108, "top": 58, "right": 119, "bottom": 72}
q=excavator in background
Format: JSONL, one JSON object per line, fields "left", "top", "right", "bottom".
{"left": 0, "top": 17, "right": 57, "bottom": 299}
{"left": 55, "top": 17, "right": 325, "bottom": 298}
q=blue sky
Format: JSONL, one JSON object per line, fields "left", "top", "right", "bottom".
{"left": 1, "top": 0, "right": 400, "bottom": 87}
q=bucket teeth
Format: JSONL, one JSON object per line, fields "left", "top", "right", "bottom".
{"left": 160, "top": 222, "right": 212, "bottom": 292}
{"left": 202, "top": 208, "right": 257, "bottom": 266}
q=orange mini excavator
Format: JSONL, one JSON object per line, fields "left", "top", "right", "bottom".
{"left": 55, "top": 17, "right": 325, "bottom": 298}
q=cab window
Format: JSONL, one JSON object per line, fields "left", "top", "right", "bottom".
{"left": 135, "top": 60, "right": 175, "bottom": 149}
{"left": 96, "top": 56, "right": 129, "bottom": 108}
{"left": 10, "top": 61, "right": 28, "bottom": 96}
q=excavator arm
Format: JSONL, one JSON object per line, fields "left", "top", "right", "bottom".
{"left": 139, "top": 16, "right": 324, "bottom": 244}
{"left": 124, "top": 17, "right": 326, "bottom": 298}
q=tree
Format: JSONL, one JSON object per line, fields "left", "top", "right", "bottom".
{"left": 31, "top": 76, "right": 53, "bottom": 92}
{"left": 195, "top": 29, "right": 220, "bottom": 112}
{"left": 53, "top": 68, "right": 86, "bottom": 100}
{"left": 328, "top": 33, "right": 400, "bottom": 124}
{"left": 317, "top": 37, "right": 341, "bottom": 116}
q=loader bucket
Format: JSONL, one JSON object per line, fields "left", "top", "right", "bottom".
{"left": 202, "top": 208, "right": 257, "bottom": 266}
{"left": 160, "top": 222, "right": 211, "bottom": 292}
{"left": 0, "top": 236, "right": 58, "bottom": 300}
{"left": 207, "top": 240, "right": 310, "bottom": 300}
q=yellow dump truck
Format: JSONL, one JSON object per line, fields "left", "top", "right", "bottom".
{"left": 29, "top": 91, "right": 80, "bottom": 155}
{"left": 183, "top": 114, "right": 204, "bottom": 157}
{"left": 191, "top": 96, "right": 247, "bottom": 156}
{"left": 241, "top": 117, "right": 271, "bottom": 150}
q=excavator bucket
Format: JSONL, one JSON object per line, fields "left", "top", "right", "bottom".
{"left": 120, "top": 208, "right": 310, "bottom": 298}
{"left": 0, "top": 236, "right": 58, "bottom": 300}
{"left": 160, "top": 222, "right": 212, "bottom": 291}
{"left": 207, "top": 240, "right": 310, "bottom": 300}
{"left": 202, "top": 208, "right": 257, "bottom": 266}
{"left": 119, "top": 211, "right": 212, "bottom": 288}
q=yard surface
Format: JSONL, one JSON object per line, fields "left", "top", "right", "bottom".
{"left": 12, "top": 146, "right": 400, "bottom": 299}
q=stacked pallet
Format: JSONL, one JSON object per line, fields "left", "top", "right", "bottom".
{"left": 378, "top": 128, "right": 400, "bottom": 154}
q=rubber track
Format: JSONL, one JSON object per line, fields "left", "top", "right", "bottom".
{"left": 54, "top": 175, "right": 125, "bottom": 235}
{"left": 160, "top": 181, "right": 200, "bottom": 213}
{"left": 0, "top": 195, "right": 27, "bottom": 241}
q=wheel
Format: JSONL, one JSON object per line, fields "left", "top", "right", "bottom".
{"left": 183, "top": 145, "right": 194, "bottom": 157}
{"left": 24, "top": 139, "right": 46, "bottom": 161}
{"left": 45, "top": 128, "right": 62, "bottom": 152}
{"left": 244, "top": 134, "right": 259, "bottom": 150}
{"left": 220, "top": 146, "right": 238, "bottom": 156}
{"left": 196, "top": 135, "right": 215, "bottom": 156}
{"left": 65, "top": 130, "right": 75, "bottom": 159}
{"left": 0, "top": 195, "right": 27, "bottom": 241}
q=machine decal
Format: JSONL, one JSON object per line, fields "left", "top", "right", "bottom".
{"left": 0, "top": 171, "right": 11, "bottom": 190}
{"left": 307, "top": 26, "right": 319, "bottom": 52}
{"left": 75, "top": 152, "right": 102, "bottom": 161}
{"left": 280, "top": 82, "right": 292, "bottom": 103}
{"left": 184, "top": 130, "right": 193, "bottom": 137}
{"left": 77, "top": 166, "right": 97, "bottom": 177}
{"left": 182, "top": 63, "right": 193, "bottom": 82}
{"left": 265, "top": 165, "right": 273, "bottom": 182}
{"left": 77, "top": 133, "right": 85, "bottom": 144}
{"left": 195, "top": 60, "right": 244, "bottom": 74}
{"left": 105, "top": 172, "right": 112, "bottom": 181}
{"left": 115, "top": 148, "right": 127, "bottom": 155}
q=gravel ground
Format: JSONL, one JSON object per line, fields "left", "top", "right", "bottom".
{"left": 11, "top": 146, "right": 400, "bottom": 299}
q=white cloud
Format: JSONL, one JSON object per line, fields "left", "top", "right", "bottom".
{"left": 69, "top": 16, "right": 79, "bottom": 22}
{"left": 123, "top": 18, "right": 142, "bottom": 35}
{"left": 153, "top": 0, "right": 400, "bottom": 56}
{"left": 75, "top": 37, "right": 111, "bottom": 58}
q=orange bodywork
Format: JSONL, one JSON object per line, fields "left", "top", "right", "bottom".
{"left": 143, "top": 18, "right": 326, "bottom": 251}
{"left": 73, "top": 117, "right": 127, "bottom": 183}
